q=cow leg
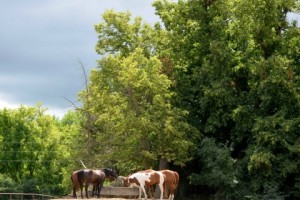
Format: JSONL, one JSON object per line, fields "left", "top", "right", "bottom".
{"left": 163, "top": 183, "right": 168, "bottom": 199}
{"left": 98, "top": 181, "right": 104, "bottom": 198}
{"left": 85, "top": 184, "right": 89, "bottom": 198}
{"left": 170, "top": 194, "right": 175, "bottom": 200}
{"left": 168, "top": 193, "right": 171, "bottom": 200}
{"left": 73, "top": 186, "right": 77, "bottom": 198}
{"left": 140, "top": 184, "right": 148, "bottom": 200}
{"left": 92, "top": 185, "right": 98, "bottom": 197}
{"left": 80, "top": 186, "right": 83, "bottom": 199}
{"left": 149, "top": 185, "right": 155, "bottom": 199}
{"left": 138, "top": 186, "right": 142, "bottom": 199}
{"left": 142, "top": 187, "right": 148, "bottom": 200}
{"left": 168, "top": 186, "right": 174, "bottom": 200}
{"left": 97, "top": 184, "right": 101, "bottom": 198}
{"left": 158, "top": 183, "right": 164, "bottom": 200}
{"left": 78, "top": 182, "right": 83, "bottom": 199}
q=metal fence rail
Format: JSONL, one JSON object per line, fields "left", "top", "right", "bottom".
{"left": 0, "top": 193, "right": 53, "bottom": 200}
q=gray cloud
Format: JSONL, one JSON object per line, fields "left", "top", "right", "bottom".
{"left": 0, "top": 0, "right": 158, "bottom": 117}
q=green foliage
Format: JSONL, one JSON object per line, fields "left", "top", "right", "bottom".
{"left": 0, "top": 105, "right": 76, "bottom": 196}
{"left": 94, "top": 9, "right": 169, "bottom": 58}
{"left": 0, "top": 174, "right": 21, "bottom": 193}
{"left": 56, "top": 111, "right": 81, "bottom": 194}
{"left": 76, "top": 9, "right": 198, "bottom": 173}
{"left": 154, "top": 0, "right": 300, "bottom": 199}
{"left": 3, "top": 0, "right": 300, "bottom": 198}
{"left": 22, "top": 178, "right": 40, "bottom": 193}
{"left": 189, "top": 137, "right": 236, "bottom": 189}
{"left": 244, "top": 183, "right": 286, "bottom": 200}
{"left": 78, "top": 47, "right": 196, "bottom": 171}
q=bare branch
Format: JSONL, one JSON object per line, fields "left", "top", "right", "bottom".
{"left": 63, "top": 97, "right": 80, "bottom": 110}
{"left": 79, "top": 160, "right": 87, "bottom": 169}
{"left": 78, "top": 61, "right": 89, "bottom": 93}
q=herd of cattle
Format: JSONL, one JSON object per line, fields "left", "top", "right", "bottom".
{"left": 71, "top": 168, "right": 179, "bottom": 200}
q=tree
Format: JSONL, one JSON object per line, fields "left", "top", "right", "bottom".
{"left": 58, "top": 110, "right": 82, "bottom": 194}
{"left": 0, "top": 105, "right": 69, "bottom": 195}
{"left": 77, "top": 10, "right": 197, "bottom": 173}
{"left": 154, "top": 0, "right": 300, "bottom": 199}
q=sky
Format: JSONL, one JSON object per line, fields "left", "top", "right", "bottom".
{"left": 1, "top": 1, "right": 299, "bottom": 119}
{"left": 0, "top": 0, "right": 159, "bottom": 118}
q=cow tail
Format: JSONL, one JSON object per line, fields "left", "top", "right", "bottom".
{"left": 174, "top": 171, "right": 179, "bottom": 188}
{"left": 71, "top": 172, "right": 79, "bottom": 190}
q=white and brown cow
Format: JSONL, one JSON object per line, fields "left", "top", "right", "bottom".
{"left": 123, "top": 170, "right": 165, "bottom": 200}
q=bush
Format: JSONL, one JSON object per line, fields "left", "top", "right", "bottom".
{"left": 189, "top": 137, "right": 236, "bottom": 188}
{"left": 0, "top": 174, "right": 22, "bottom": 200}
{"left": 22, "top": 178, "right": 40, "bottom": 194}
{"left": 0, "top": 173, "right": 22, "bottom": 192}
{"left": 188, "top": 137, "right": 237, "bottom": 199}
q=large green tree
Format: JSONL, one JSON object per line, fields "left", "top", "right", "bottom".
{"left": 154, "top": 0, "right": 300, "bottom": 199}
{"left": 78, "top": 10, "right": 197, "bottom": 173}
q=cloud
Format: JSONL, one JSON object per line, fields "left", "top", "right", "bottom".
{"left": 0, "top": 0, "right": 159, "bottom": 118}
{"left": 0, "top": 93, "right": 19, "bottom": 109}
{"left": 0, "top": 97, "right": 69, "bottom": 119}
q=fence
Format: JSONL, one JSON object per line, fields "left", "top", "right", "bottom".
{"left": 0, "top": 193, "right": 53, "bottom": 200}
{"left": 0, "top": 187, "right": 139, "bottom": 199}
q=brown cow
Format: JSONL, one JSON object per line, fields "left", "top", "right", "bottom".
{"left": 160, "top": 169, "right": 179, "bottom": 200}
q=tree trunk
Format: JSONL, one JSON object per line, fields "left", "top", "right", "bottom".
{"left": 158, "top": 157, "right": 168, "bottom": 170}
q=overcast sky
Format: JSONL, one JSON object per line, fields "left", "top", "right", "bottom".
{"left": 0, "top": 0, "right": 159, "bottom": 118}
{"left": 1, "top": 1, "right": 299, "bottom": 119}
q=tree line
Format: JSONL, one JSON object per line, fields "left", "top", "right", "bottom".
{"left": 0, "top": 0, "right": 299, "bottom": 199}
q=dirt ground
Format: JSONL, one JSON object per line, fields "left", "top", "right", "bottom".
{"left": 53, "top": 198, "right": 168, "bottom": 200}
{"left": 52, "top": 197, "right": 168, "bottom": 200}
{"left": 54, "top": 197, "right": 163, "bottom": 200}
